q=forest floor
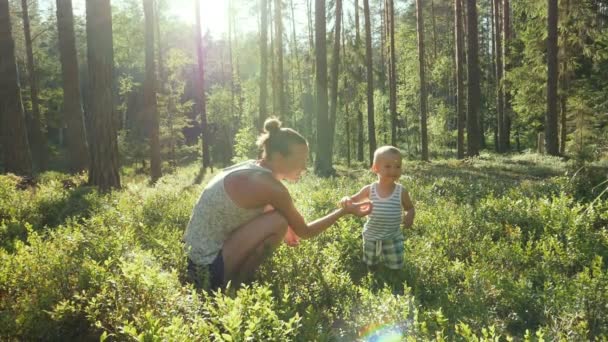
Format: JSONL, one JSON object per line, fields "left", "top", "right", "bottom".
{"left": 1, "top": 152, "right": 607, "bottom": 340}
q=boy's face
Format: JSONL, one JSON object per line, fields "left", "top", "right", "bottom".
{"left": 372, "top": 152, "right": 402, "bottom": 181}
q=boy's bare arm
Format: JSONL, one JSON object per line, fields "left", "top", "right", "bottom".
{"left": 402, "top": 189, "right": 415, "bottom": 228}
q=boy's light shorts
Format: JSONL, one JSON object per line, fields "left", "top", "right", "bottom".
{"left": 362, "top": 238, "right": 405, "bottom": 269}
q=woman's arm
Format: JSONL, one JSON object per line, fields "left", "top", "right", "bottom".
{"left": 266, "top": 180, "right": 371, "bottom": 239}
{"left": 226, "top": 171, "right": 371, "bottom": 239}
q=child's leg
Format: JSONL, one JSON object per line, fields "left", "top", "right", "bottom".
{"left": 362, "top": 238, "right": 381, "bottom": 272}
{"left": 382, "top": 238, "right": 406, "bottom": 294}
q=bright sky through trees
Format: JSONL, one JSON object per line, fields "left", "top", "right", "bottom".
{"left": 61, "top": 0, "right": 252, "bottom": 38}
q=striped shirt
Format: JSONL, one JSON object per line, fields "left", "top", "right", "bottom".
{"left": 363, "top": 182, "right": 404, "bottom": 240}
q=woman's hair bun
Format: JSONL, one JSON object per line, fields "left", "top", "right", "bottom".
{"left": 264, "top": 117, "right": 282, "bottom": 134}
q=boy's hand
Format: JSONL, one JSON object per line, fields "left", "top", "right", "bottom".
{"left": 345, "top": 200, "right": 373, "bottom": 217}
{"left": 339, "top": 196, "right": 352, "bottom": 209}
{"left": 284, "top": 226, "right": 300, "bottom": 247}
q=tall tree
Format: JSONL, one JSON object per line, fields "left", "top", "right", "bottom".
{"left": 289, "top": 0, "right": 303, "bottom": 106}
{"left": 195, "top": 0, "right": 211, "bottom": 168}
{"left": 466, "top": 0, "right": 481, "bottom": 156}
{"left": 363, "top": 0, "right": 376, "bottom": 164}
{"left": 315, "top": 0, "right": 332, "bottom": 175}
{"left": 503, "top": 0, "right": 512, "bottom": 150}
{"left": 559, "top": 0, "right": 569, "bottom": 155}
{"left": 0, "top": 0, "right": 32, "bottom": 176}
{"left": 455, "top": 0, "right": 466, "bottom": 159}
{"left": 259, "top": 0, "right": 268, "bottom": 129}
{"left": 545, "top": 0, "right": 559, "bottom": 155}
{"left": 355, "top": 0, "right": 364, "bottom": 162}
{"left": 328, "top": 0, "right": 342, "bottom": 164}
{"left": 143, "top": 0, "right": 162, "bottom": 182}
{"left": 493, "top": 0, "right": 505, "bottom": 152}
{"left": 56, "top": 0, "right": 89, "bottom": 172}
{"left": 416, "top": 0, "right": 429, "bottom": 161}
{"left": 387, "top": 0, "right": 397, "bottom": 146}
{"left": 274, "top": 0, "right": 286, "bottom": 120}
{"left": 21, "top": 0, "right": 48, "bottom": 171}
{"left": 86, "top": 0, "right": 120, "bottom": 191}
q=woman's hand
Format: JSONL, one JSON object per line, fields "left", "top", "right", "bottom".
{"left": 344, "top": 200, "right": 373, "bottom": 217}
{"left": 284, "top": 226, "right": 300, "bottom": 246}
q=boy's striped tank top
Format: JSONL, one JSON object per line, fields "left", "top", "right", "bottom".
{"left": 363, "top": 182, "right": 403, "bottom": 240}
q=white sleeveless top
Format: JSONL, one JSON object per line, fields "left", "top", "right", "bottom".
{"left": 363, "top": 182, "right": 404, "bottom": 240}
{"left": 184, "top": 160, "right": 272, "bottom": 265}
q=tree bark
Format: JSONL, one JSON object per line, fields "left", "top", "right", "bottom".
{"left": 493, "top": 0, "right": 505, "bottom": 152}
{"left": 143, "top": 0, "right": 162, "bottom": 182}
{"left": 259, "top": 0, "right": 268, "bottom": 129}
{"left": 503, "top": 0, "right": 512, "bottom": 150}
{"left": 355, "top": 0, "right": 364, "bottom": 162}
{"left": 328, "top": 0, "right": 342, "bottom": 165}
{"left": 86, "top": 0, "right": 121, "bottom": 191}
{"left": 315, "top": 0, "right": 332, "bottom": 175}
{"left": 57, "top": 0, "right": 89, "bottom": 172}
{"left": 195, "top": 0, "right": 211, "bottom": 168}
{"left": 363, "top": 0, "right": 376, "bottom": 165}
{"left": 545, "top": 0, "right": 559, "bottom": 155}
{"left": 455, "top": 0, "right": 465, "bottom": 159}
{"left": 0, "top": 0, "right": 33, "bottom": 176}
{"left": 466, "top": 0, "right": 481, "bottom": 156}
{"left": 274, "top": 0, "right": 286, "bottom": 120}
{"left": 388, "top": 0, "right": 397, "bottom": 146}
{"left": 559, "top": 0, "right": 569, "bottom": 155}
{"left": 290, "top": 0, "right": 303, "bottom": 106}
{"left": 21, "top": 0, "right": 48, "bottom": 171}
{"left": 416, "top": 0, "right": 429, "bottom": 161}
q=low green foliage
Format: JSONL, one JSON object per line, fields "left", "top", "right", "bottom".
{"left": 1, "top": 153, "right": 607, "bottom": 340}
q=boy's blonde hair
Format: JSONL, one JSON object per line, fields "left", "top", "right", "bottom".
{"left": 373, "top": 146, "right": 402, "bottom": 164}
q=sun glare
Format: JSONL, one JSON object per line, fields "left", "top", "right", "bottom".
{"left": 168, "top": 0, "right": 255, "bottom": 38}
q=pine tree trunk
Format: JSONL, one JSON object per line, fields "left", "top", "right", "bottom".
{"left": 57, "top": 0, "right": 89, "bottom": 172}
{"left": 143, "top": 0, "right": 162, "bottom": 182}
{"left": 388, "top": 0, "right": 397, "bottom": 146}
{"left": 503, "top": 0, "right": 512, "bottom": 150}
{"left": 559, "top": 0, "right": 569, "bottom": 155}
{"left": 363, "top": 0, "right": 376, "bottom": 165}
{"left": 455, "top": 0, "right": 465, "bottom": 159}
{"left": 275, "top": 0, "right": 286, "bottom": 120}
{"left": 466, "top": 0, "right": 481, "bottom": 156}
{"left": 259, "top": 0, "right": 268, "bottom": 129}
{"left": 328, "top": 0, "right": 342, "bottom": 165}
{"left": 315, "top": 0, "right": 332, "bottom": 175}
{"left": 416, "top": 0, "right": 429, "bottom": 161}
{"left": 86, "top": 0, "right": 121, "bottom": 191}
{"left": 355, "top": 0, "right": 364, "bottom": 162}
{"left": 0, "top": 0, "right": 33, "bottom": 175}
{"left": 545, "top": 0, "right": 559, "bottom": 155}
{"left": 493, "top": 0, "right": 505, "bottom": 152}
{"left": 290, "top": 0, "right": 303, "bottom": 108}
{"left": 195, "top": 0, "right": 211, "bottom": 168}
{"left": 431, "top": 0, "right": 438, "bottom": 61}
{"left": 21, "top": 0, "right": 48, "bottom": 171}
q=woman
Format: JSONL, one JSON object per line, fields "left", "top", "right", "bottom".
{"left": 184, "top": 118, "right": 372, "bottom": 290}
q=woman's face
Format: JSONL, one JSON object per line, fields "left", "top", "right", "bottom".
{"left": 279, "top": 143, "right": 309, "bottom": 181}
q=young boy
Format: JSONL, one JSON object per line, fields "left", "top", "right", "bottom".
{"left": 340, "top": 146, "right": 415, "bottom": 271}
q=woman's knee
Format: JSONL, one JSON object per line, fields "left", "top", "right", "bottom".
{"left": 266, "top": 210, "right": 288, "bottom": 234}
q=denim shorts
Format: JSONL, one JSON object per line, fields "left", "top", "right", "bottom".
{"left": 187, "top": 250, "right": 224, "bottom": 291}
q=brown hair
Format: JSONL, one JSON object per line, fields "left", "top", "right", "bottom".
{"left": 256, "top": 117, "right": 308, "bottom": 159}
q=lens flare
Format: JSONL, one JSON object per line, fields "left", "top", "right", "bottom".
{"left": 359, "top": 320, "right": 412, "bottom": 342}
